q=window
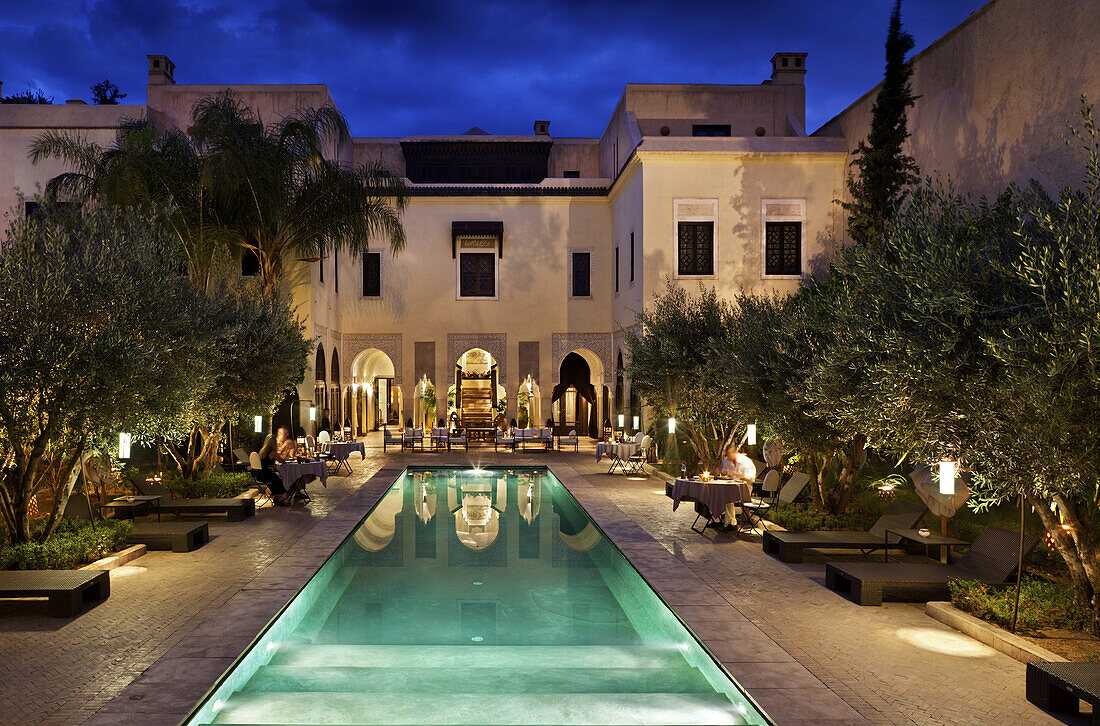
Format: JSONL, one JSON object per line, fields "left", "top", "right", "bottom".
{"left": 761, "top": 199, "right": 806, "bottom": 278}
{"left": 570, "top": 251, "right": 591, "bottom": 298}
{"left": 459, "top": 252, "right": 495, "bottom": 298}
{"left": 563, "top": 170, "right": 580, "bottom": 178}
{"left": 692, "top": 124, "right": 731, "bottom": 137}
{"left": 614, "top": 246, "right": 619, "bottom": 293}
{"left": 765, "top": 222, "right": 802, "bottom": 276}
{"left": 629, "top": 231, "right": 635, "bottom": 284}
{"left": 677, "top": 222, "right": 714, "bottom": 276}
{"left": 242, "top": 248, "right": 260, "bottom": 277}
{"left": 363, "top": 252, "right": 381, "bottom": 297}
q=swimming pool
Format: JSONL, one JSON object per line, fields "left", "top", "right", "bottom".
{"left": 183, "top": 466, "right": 770, "bottom": 725}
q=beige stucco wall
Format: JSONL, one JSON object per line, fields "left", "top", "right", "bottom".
{"left": 310, "top": 194, "right": 613, "bottom": 426}
{"left": 0, "top": 104, "right": 145, "bottom": 217}
{"left": 817, "top": 0, "right": 1100, "bottom": 199}
{"left": 635, "top": 141, "right": 847, "bottom": 303}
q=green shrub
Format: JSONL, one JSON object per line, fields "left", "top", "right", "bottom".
{"left": 767, "top": 502, "right": 868, "bottom": 531}
{"left": 165, "top": 472, "right": 250, "bottom": 499}
{"left": 948, "top": 577, "right": 1088, "bottom": 633}
{"left": 0, "top": 519, "right": 133, "bottom": 570}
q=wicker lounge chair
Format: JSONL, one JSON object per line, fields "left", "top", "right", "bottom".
{"left": 825, "top": 525, "right": 1040, "bottom": 606}
{"left": 762, "top": 499, "right": 927, "bottom": 563}
{"left": 0, "top": 570, "right": 110, "bottom": 617}
{"left": 1026, "top": 661, "right": 1100, "bottom": 724}
{"left": 128, "top": 521, "right": 209, "bottom": 552}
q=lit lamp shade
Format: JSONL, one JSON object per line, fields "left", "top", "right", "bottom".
{"left": 309, "top": 406, "right": 317, "bottom": 422}
{"left": 118, "top": 432, "right": 131, "bottom": 460}
{"left": 746, "top": 423, "right": 757, "bottom": 446}
{"left": 617, "top": 414, "right": 624, "bottom": 428}
{"left": 254, "top": 415, "right": 263, "bottom": 433}
{"left": 633, "top": 415, "right": 640, "bottom": 430}
{"left": 668, "top": 417, "right": 676, "bottom": 434}
{"left": 938, "top": 460, "right": 955, "bottom": 496}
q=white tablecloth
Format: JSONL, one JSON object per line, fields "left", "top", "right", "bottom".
{"left": 321, "top": 441, "right": 365, "bottom": 461}
{"left": 596, "top": 441, "right": 639, "bottom": 463}
{"left": 277, "top": 459, "right": 328, "bottom": 488}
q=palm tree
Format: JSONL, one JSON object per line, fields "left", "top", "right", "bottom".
{"left": 29, "top": 91, "right": 408, "bottom": 295}
{"left": 188, "top": 91, "right": 408, "bottom": 294}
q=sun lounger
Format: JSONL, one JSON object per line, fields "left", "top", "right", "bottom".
{"left": 160, "top": 497, "right": 255, "bottom": 522}
{"left": 127, "top": 521, "right": 209, "bottom": 552}
{"left": 825, "top": 525, "right": 1040, "bottom": 606}
{"left": 0, "top": 570, "right": 110, "bottom": 617}
{"left": 1027, "top": 661, "right": 1100, "bottom": 724}
{"left": 762, "top": 499, "right": 927, "bottom": 563}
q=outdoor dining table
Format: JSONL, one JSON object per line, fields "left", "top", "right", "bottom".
{"left": 669, "top": 477, "right": 752, "bottom": 530}
{"left": 596, "top": 441, "right": 639, "bottom": 473}
{"left": 319, "top": 440, "right": 366, "bottom": 475}
{"left": 277, "top": 459, "right": 328, "bottom": 490}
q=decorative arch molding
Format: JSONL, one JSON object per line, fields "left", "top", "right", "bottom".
{"left": 552, "top": 333, "right": 613, "bottom": 384}
{"left": 448, "top": 334, "right": 507, "bottom": 382}
{"left": 343, "top": 333, "right": 402, "bottom": 384}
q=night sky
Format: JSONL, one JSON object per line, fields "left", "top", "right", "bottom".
{"left": 1, "top": 0, "right": 988, "bottom": 137}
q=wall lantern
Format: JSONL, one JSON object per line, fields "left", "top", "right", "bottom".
{"left": 118, "top": 432, "right": 131, "bottom": 460}
{"left": 633, "top": 415, "right": 640, "bottom": 430}
{"left": 617, "top": 414, "right": 625, "bottom": 429}
{"left": 938, "top": 460, "right": 956, "bottom": 496}
{"left": 254, "top": 415, "right": 263, "bottom": 433}
{"left": 746, "top": 423, "right": 757, "bottom": 446}
{"left": 309, "top": 406, "right": 316, "bottom": 422}
{"left": 668, "top": 417, "right": 676, "bottom": 434}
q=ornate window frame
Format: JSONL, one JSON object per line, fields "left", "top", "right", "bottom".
{"left": 673, "top": 198, "right": 719, "bottom": 280}
{"left": 760, "top": 198, "right": 806, "bottom": 280}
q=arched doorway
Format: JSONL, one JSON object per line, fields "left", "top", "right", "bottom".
{"left": 454, "top": 348, "right": 500, "bottom": 434}
{"left": 351, "top": 348, "right": 398, "bottom": 433}
{"left": 314, "top": 346, "right": 327, "bottom": 417}
{"left": 518, "top": 376, "right": 541, "bottom": 428}
{"left": 551, "top": 353, "right": 598, "bottom": 438}
{"left": 329, "top": 349, "right": 341, "bottom": 428}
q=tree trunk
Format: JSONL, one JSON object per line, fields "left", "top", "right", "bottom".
{"left": 192, "top": 424, "right": 223, "bottom": 478}
{"left": 1028, "top": 490, "right": 1100, "bottom": 636}
{"left": 40, "top": 447, "right": 89, "bottom": 541}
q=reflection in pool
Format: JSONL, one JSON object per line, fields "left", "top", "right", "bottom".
{"left": 183, "top": 467, "right": 770, "bottom": 725}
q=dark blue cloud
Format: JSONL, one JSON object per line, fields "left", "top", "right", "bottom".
{"left": 0, "top": 0, "right": 986, "bottom": 137}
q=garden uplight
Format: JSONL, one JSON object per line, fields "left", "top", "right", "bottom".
{"left": 118, "top": 432, "right": 131, "bottom": 460}
{"left": 746, "top": 423, "right": 757, "bottom": 446}
{"left": 939, "top": 460, "right": 956, "bottom": 495}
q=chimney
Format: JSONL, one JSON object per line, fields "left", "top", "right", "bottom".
{"left": 147, "top": 54, "right": 176, "bottom": 85}
{"left": 65, "top": 99, "right": 87, "bottom": 105}
{"left": 533, "top": 120, "right": 550, "bottom": 136}
{"left": 770, "top": 53, "right": 807, "bottom": 85}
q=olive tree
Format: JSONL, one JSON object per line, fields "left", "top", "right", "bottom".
{"left": 804, "top": 104, "right": 1100, "bottom": 631}
{"left": 0, "top": 204, "right": 218, "bottom": 542}
{"left": 712, "top": 287, "right": 868, "bottom": 514}
{"left": 626, "top": 283, "right": 744, "bottom": 470}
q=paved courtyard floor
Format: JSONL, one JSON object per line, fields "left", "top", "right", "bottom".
{"left": 0, "top": 440, "right": 1078, "bottom": 725}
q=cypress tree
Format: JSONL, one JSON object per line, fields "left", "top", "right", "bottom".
{"left": 842, "top": 0, "right": 920, "bottom": 248}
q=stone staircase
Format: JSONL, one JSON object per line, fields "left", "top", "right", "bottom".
{"left": 460, "top": 384, "right": 495, "bottom": 429}
{"left": 198, "top": 644, "right": 752, "bottom": 725}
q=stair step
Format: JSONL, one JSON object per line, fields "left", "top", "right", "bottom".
{"left": 267, "top": 644, "right": 689, "bottom": 670}
{"left": 242, "top": 665, "right": 716, "bottom": 695}
{"left": 207, "top": 692, "right": 747, "bottom": 725}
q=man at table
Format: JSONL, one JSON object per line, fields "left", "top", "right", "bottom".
{"left": 257, "top": 435, "right": 291, "bottom": 506}
{"left": 719, "top": 446, "right": 756, "bottom": 483}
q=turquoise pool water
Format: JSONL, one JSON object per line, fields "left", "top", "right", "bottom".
{"left": 183, "top": 467, "right": 770, "bottom": 725}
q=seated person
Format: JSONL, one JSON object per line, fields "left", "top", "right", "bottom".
{"left": 718, "top": 446, "right": 757, "bottom": 483}
{"left": 256, "top": 434, "right": 290, "bottom": 506}
{"left": 275, "top": 426, "right": 298, "bottom": 461}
